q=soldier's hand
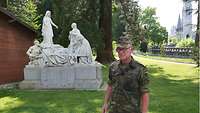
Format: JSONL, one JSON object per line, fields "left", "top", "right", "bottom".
{"left": 102, "top": 103, "right": 109, "bottom": 113}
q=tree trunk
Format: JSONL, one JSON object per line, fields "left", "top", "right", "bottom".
{"left": 195, "top": 0, "right": 199, "bottom": 67}
{"left": 195, "top": 0, "right": 199, "bottom": 47}
{"left": 96, "top": 0, "right": 114, "bottom": 63}
{"left": 0, "top": 0, "right": 7, "bottom": 8}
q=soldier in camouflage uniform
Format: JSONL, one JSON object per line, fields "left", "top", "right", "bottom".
{"left": 102, "top": 36, "right": 149, "bottom": 113}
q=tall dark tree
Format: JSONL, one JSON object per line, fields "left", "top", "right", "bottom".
{"left": 196, "top": 0, "right": 199, "bottom": 47}
{"left": 117, "top": 0, "right": 141, "bottom": 47}
{"left": 96, "top": 0, "right": 114, "bottom": 63}
{"left": 37, "top": 0, "right": 110, "bottom": 63}
{"left": 112, "top": 1, "right": 125, "bottom": 40}
{"left": 196, "top": 0, "right": 199, "bottom": 66}
{"left": 0, "top": 0, "right": 7, "bottom": 7}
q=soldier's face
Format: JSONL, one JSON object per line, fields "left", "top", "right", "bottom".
{"left": 116, "top": 47, "right": 133, "bottom": 60}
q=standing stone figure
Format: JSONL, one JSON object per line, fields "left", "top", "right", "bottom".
{"left": 41, "top": 10, "right": 58, "bottom": 46}
{"left": 68, "top": 23, "right": 80, "bottom": 54}
{"left": 67, "top": 23, "right": 93, "bottom": 64}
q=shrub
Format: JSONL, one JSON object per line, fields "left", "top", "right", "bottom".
{"left": 140, "top": 41, "right": 148, "bottom": 53}
{"left": 168, "top": 37, "right": 178, "bottom": 46}
{"left": 176, "top": 38, "right": 195, "bottom": 48}
{"left": 160, "top": 44, "right": 165, "bottom": 56}
{"left": 192, "top": 46, "right": 199, "bottom": 66}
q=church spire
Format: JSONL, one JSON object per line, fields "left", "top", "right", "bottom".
{"left": 176, "top": 14, "right": 183, "bottom": 32}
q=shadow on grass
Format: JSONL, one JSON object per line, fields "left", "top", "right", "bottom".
{"left": 0, "top": 90, "right": 104, "bottom": 113}
{"left": 146, "top": 65, "right": 198, "bottom": 113}
{"left": 0, "top": 65, "right": 198, "bottom": 113}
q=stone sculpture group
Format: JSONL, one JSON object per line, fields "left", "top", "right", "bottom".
{"left": 21, "top": 11, "right": 102, "bottom": 89}
{"left": 26, "top": 11, "right": 94, "bottom": 67}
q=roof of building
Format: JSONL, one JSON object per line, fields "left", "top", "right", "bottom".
{"left": 0, "top": 7, "right": 37, "bottom": 33}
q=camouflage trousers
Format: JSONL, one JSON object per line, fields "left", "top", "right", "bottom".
{"left": 109, "top": 103, "right": 140, "bottom": 113}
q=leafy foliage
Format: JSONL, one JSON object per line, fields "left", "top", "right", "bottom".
{"left": 117, "top": 0, "right": 141, "bottom": 47}
{"left": 139, "top": 7, "right": 168, "bottom": 46}
{"left": 176, "top": 38, "right": 195, "bottom": 48}
{"left": 8, "top": 0, "right": 112, "bottom": 62}
{"left": 7, "top": 0, "right": 41, "bottom": 30}
{"left": 192, "top": 46, "right": 199, "bottom": 66}
{"left": 112, "top": 1, "right": 124, "bottom": 40}
{"left": 140, "top": 41, "right": 148, "bottom": 53}
{"left": 37, "top": 0, "right": 103, "bottom": 49}
{"left": 168, "top": 37, "right": 179, "bottom": 46}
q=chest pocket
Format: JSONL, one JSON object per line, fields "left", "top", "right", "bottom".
{"left": 123, "top": 70, "right": 139, "bottom": 92}
{"left": 111, "top": 66, "right": 140, "bottom": 91}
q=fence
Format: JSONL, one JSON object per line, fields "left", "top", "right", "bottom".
{"left": 149, "top": 47, "right": 193, "bottom": 58}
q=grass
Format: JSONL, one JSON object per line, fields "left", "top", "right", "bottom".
{"left": 134, "top": 56, "right": 199, "bottom": 113}
{"left": 135, "top": 53, "right": 195, "bottom": 64}
{"left": 0, "top": 90, "right": 104, "bottom": 113}
{"left": 0, "top": 56, "right": 199, "bottom": 113}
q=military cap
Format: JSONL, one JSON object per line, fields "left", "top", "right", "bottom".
{"left": 117, "top": 36, "right": 132, "bottom": 48}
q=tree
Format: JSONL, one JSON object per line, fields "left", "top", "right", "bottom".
{"left": 37, "top": 0, "right": 114, "bottom": 63}
{"left": 112, "top": 1, "right": 125, "bottom": 40}
{"left": 195, "top": 0, "right": 199, "bottom": 66}
{"left": 150, "top": 24, "right": 168, "bottom": 45}
{"left": 118, "top": 0, "right": 141, "bottom": 47}
{"left": 8, "top": 0, "right": 115, "bottom": 63}
{"left": 139, "top": 7, "right": 157, "bottom": 40}
{"left": 7, "top": 0, "right": 41, "bottom": 30}
{"left": 96, "top": 0, "right": 114, "bottom": 63}
{"left": 0, "top": 0, "right": 7, "bottom": 7}
{"left": 37, "top": 0, "right": 101, "bottom": 45}
{"left": 139, "top": 7, "right": 168, "bottom": 46}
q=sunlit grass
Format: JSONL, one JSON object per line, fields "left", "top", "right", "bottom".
{"left": 0, "top": 55, "right": 198, "bottom": 113}
{"left": 0, "top": 90, "right": 104, "bottom": 113}
{"left": 0, "top": 97, "right": 24, "bottom": 111}
{"left": 136, "top": 53, "right": 195, "bottom": 64}
{"left": 134, "top": 56, "right": 199, "bottom": 113}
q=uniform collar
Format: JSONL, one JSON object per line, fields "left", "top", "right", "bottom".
{"left": 119, "top": 57, "right": 136, "bottom": 69}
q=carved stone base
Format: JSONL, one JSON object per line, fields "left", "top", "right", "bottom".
{"left": 19, "top": 64, "right": 102, "bottom": 90}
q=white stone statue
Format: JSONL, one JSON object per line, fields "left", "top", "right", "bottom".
{"left": 27, "top": 22, "right": 94, "bottom": 67}
{"left": 70, "top": 23, "right": 80, "bottom": 36}
{"left": 26, "top": 40, "right": 44, "bottom": 66}
{"left": 67, "top": 23, "right": 93, "bottom": 64}
{"left": 40, "top": 46, "right": 71, "bottom": 66}
{"left": 76, "top": 33, "right": 93, "bottom": 64}
{"left": 41, "top": 10, "right": 58, "bottom": 46}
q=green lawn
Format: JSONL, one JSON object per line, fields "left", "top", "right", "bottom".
{"left": 0, "top": 56, "right": 199, "bottom": 113}
{"left": 134, "top": 56, "right": 199, "bottom": 113}
{"left": 0, "top": 90, "right": 104, "bottom": 113}
{"left": 135, "top": 53, "right": 195, "bottom": 64}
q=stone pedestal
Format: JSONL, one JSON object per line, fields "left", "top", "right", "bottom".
{"left": 19, "top": 64, "right": 102, "bottom": 90}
